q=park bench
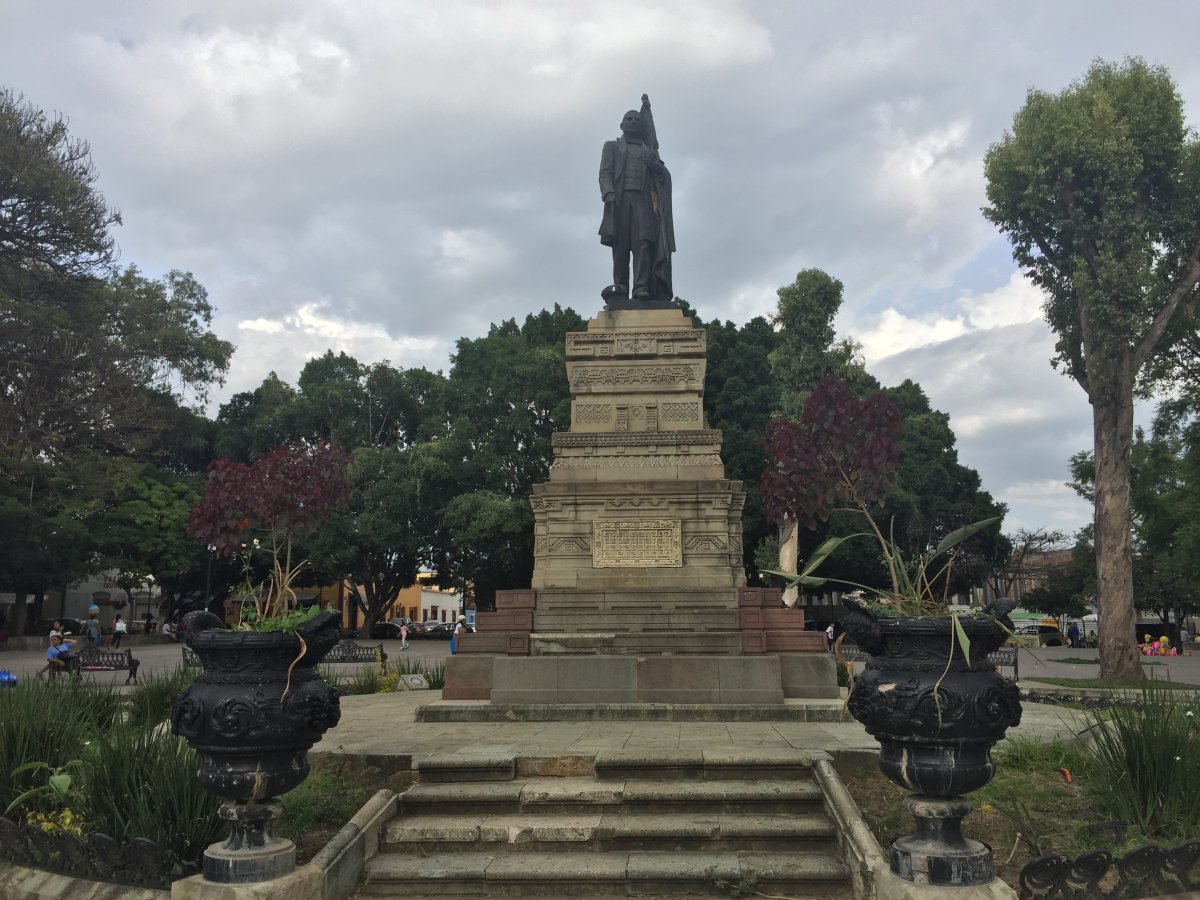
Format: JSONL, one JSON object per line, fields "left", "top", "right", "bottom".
{"left": 837, "top": 645, "right": 1019, "bottom": 681}
{"left": 182, "top": 640, "right": 387, "bottom": 670}
{"left": 65, "top": 647, "right": 141, "bottom": 684}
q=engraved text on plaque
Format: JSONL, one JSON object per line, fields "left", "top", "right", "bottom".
{"left": 592, "top": 519, "right": 683, "bottom": 568}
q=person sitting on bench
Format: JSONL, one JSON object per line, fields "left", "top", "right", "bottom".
{"left": 39, "top": 634, "right": 76, "bottom": 678}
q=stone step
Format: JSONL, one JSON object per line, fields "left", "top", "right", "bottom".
{"left": 411, "top": 749, "right": 818, "bottom": 783}
{"left": 385, "top": 809, "right": 837, "bottom": 853}
{"left": 360, "top": 849, "right": 851, "bottom": 897}
{"left": 416, "top": 700, "right": 842, "bottom": 722}
{"left": 593, "top": 747, "right": 816, "bottom": 780}
{"left": 399, "top": 777, "right": 825, "bottom": 815}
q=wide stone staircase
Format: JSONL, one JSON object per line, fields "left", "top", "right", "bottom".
{"left": 358, "top": 748, "right": 853, "bottom": 897}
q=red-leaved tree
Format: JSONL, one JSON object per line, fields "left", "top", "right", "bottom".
{"left": 761, "top": 375, "right": 902, "bottom": 531}
{"left": 187, "top": 441, "right": 350, "bottom": 620}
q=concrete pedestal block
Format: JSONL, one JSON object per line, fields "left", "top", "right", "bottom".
{"left": 491, "top": 656, "right": 639, "bottom": 704}
{"left": 636, "top": 656, "right": 720, "bottom": 703}
{"left": 441, "top": 656, "right": 495, "bottom": 700}
{"left": 778, "top": 654, "right": 840, "bottom": 699}
{"left": 716, "top": 656, "right": 784, "bottom": 704}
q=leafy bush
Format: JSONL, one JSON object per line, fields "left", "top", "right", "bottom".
{"left": 125, "top": 665, "right": 196, "bottom": 729}
{"left": 422, "top": 661, "right": 446, "bottom": 690}
{"left": 1085, "top": 679, "right": 1200, "bottom": 839}
{"left": 0, "top": 680, "right": 121, "bottom": 817}
{"left": 344, "top": 664, "right": 389, "bottom": 695}
{"left": 78, "top": 723, "right": 222, "bottom": 874}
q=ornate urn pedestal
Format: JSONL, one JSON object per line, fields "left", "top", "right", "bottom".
{"left": 841, "top": 600, "right": 1022, "bottom": 887}
{"left": 171, "top": 610, "right": 342, "bottom": 884}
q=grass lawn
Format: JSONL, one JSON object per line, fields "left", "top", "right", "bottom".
{"left": 1027, "top": 675, "right": 1200, "bottom": 690}
{"left": 275, "top": 757, "right": 413, "bottom": 862}
{"left": 843, "top": 738, "right": 1137, "bottom": 891}
{"left": 1056, "top": 657, "right": 1164, "bottom": 666}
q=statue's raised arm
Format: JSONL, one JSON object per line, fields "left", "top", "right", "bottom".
{"left": 641, "top": 94, "right": 658, "bottom": 152}
{"left": 598, "top": 94, "right": 675, "bottom": 307}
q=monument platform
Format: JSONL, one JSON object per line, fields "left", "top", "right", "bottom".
{"left": 449, "top": 305, "right": 836, "bottom": 705}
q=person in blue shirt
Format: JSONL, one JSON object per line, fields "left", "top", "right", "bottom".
{"left": 38, "top": 634, "right": 76, "bottom": 678}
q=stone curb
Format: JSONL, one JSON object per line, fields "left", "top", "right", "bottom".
{"left": 0, "top": 863, "right": 169, "bottom": 900}
{"left": 416, "top": 700, "right": 848, "bottom": 722}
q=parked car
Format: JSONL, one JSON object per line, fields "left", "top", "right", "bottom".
{"left": 369, "top": 621, "right": 403, "bottom": 639}
{"left": 1010, "top": 622, "right": 1065, "bottom": 647}
{"left": 370, "top": 619, "right": 426, "bottom": 640}
{"left": 425, "top": 622, "right": 475, "bottom": 639}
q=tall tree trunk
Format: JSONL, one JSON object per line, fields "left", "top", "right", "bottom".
{"left": 1093, "top": 383, "right": 1142, "bottom": 681}
{"left": 779, "top": 519, "right": 798, "bottom": 607}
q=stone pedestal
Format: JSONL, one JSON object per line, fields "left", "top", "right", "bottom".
{"left": 530, "top": 307, "right": 744, "bottom": 654}
{"left": 449, "top": 306, "right": 836, "bottom": 703}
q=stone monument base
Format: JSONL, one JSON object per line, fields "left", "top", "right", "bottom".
{"left": 442, "top": 653, "right": 838, "bottom": 703}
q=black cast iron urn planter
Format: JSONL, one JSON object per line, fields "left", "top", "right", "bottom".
{"left": 841, "top": 598, "right": 1022, "bottom": 888}
{"left": 170, "top": 609, "right": 342, "bottom": 883}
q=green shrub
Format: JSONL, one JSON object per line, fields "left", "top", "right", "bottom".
{"left": 125, "top": 666, "right": 196, "bottom": 729}
{"left": 344, "top": 664, "right": 389, "bottom": 695}
{"left": 1084, "top": 679, "right": 1200, "bottom": 840}
{"left": 422, "top": 661, "right": 445, "bottom": 690}
{"left": 78, "top": 724, "right": 222, "bottom": 874}
{"left": 0, "top": 680, "right": 121, "bottom": 817}
{"left": 389, "top": 655, "right": 428, "bottom": 676}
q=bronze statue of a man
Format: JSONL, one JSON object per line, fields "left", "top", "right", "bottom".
{"left": 599, "top": 94, "right": 675, "bottom": 305}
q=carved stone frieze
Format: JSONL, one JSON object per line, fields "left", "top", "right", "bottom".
{"left": 574, "top": 403, "right": 613, "bottom": 424}
{"left": 549, "top": 536, "right": 590, "bottom": 553}
{"left": 606, "top": 498, "right": 669, "bottom": 508}
{"left": 593, "top": 519, "right": 682, "bottom": 567}
{"left": 569, "top": 363, "right": 701, "bottom": 388}
{"left": 661, "top": 401, "right": 699, "bottom": 422}
{"left": 554, "top": 430, "right": 722, "bottom": 447}
{"left": 685, "top": 534, "right": 728, "bottom": 550}
{"left": 552, "top": 454, "right": 723, "bottom": 470}
{"left": 566, "top": 330, "right": 706, "bottom": 359}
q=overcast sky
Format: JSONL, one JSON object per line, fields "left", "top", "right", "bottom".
{"left": 5, "top": 1, "right": 1198, "bottom": 536}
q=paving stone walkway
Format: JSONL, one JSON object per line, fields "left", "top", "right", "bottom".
{"left": 314, "top": 690, "right": 1092, "bottom": 766}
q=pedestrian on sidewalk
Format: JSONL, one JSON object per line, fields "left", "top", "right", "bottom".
{"left": 400, "top": 622, "right": 409, "bottom": 650}
{"left": 825, "top": 622, "right": 835, "bottom": 651}
{"left": 84, "top": 611, "right": 103, "bottom": 648}
{"left": 38, "top": 634, "right": 76, "bottom": 678}
{"left": 451, "top": 615, "right": 465, "bottom": 655}
{"left": 1067, "top": 621, "right": 1081, "bottom": 648}
{"left": 112, "top": 615, "right": 127, "bottom": 649}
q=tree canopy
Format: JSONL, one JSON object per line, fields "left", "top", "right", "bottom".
{"left": 984, "top": 58, "right": 1200, "bottom": 679}
{"left": 0, "top": 89, "right": 232, "bottom": 629}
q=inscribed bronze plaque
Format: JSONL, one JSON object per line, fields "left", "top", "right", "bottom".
{"left": 592, "top": 519, "right": 682, "bottom": 568}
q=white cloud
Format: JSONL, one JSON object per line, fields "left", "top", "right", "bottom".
{"left": 1000, "top": 480, "right": 1092, "bottom": 534}
{"left": 6, "top": 0, "right": 1199, "bottom": 534}
{"left": 960, "top": 271, "right": 1044, "bottom": 329}
{"left": 856, "top": 308, "right": 968, "bottom": 363}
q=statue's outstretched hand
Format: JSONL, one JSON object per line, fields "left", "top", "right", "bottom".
{"left": 641, "top": 93, "right": 650, "bottom": 108}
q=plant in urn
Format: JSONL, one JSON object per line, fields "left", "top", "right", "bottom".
{"left": 762, "top": 376, "right": 1021, "bottom": 888}
{"left": 173, "top": 441, "right": 350, "bottom": 883}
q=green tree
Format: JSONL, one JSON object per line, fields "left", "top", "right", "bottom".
{"left": 768, "top": 269, "right": 876, "bottom": 419}
{"left": 702, "top": 314, "right": 780, "bottom": 580}
{"left": 302, "top": 443, "right": 452, "bottom": 630}
{"left": 0, "top": 88, "right": 118, "bottom": 277}
{"left": 984, "top": 58, "right": 1200, "bottom": 679}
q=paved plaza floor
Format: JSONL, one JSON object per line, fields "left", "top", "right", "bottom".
{"left": 2, "top": 639, "right": 1194, "bottom": 765}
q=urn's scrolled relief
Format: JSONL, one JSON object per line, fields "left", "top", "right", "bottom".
{"left": 593, "top": 518, "right": 682, "bottom": 567}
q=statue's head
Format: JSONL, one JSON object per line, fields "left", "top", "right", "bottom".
{"left": 620, "top": 110, "right": 642, "bottom": 138}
